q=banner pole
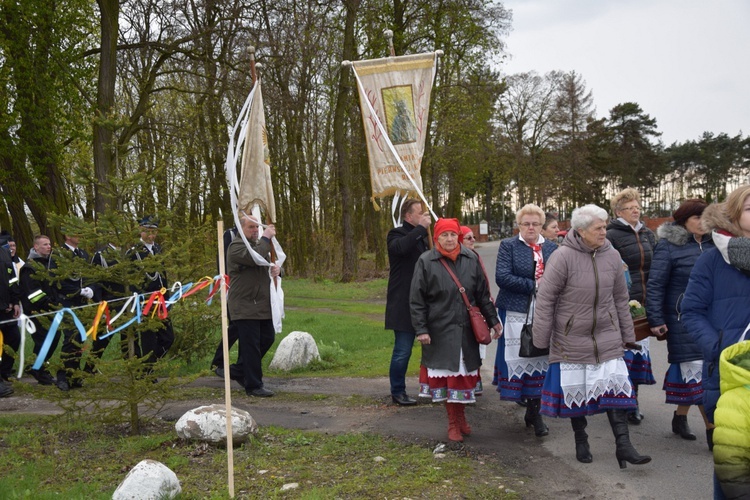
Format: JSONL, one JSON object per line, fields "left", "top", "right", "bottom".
{"left": 218, "top": 220, "right": 235, "bottom": 498}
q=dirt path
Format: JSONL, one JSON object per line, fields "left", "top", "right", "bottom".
{"left": 1, "top": 373, "right": 627, "bottom": 499}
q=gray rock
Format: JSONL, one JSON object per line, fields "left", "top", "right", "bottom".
{"left": 112, "top": 459, "right": 180, "bottom": 499}
{"left": 268, "top": 331, "right": 320, "bottom": 371}
{"left": 175, "top": 404, "right": 257, "bottom": 445}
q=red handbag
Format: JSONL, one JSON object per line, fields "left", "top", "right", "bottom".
{"left": 439, "top": 259, "right": 492, "bottom": 345}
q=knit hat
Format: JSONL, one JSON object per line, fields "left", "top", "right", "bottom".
{"left": 433, "top": 218, "right": 461, "bottom": 242}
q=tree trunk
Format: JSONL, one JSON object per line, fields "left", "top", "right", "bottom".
{"left": 333, "top": 0, "right": 360, "bottom": 282}
{"left": 93, "top": 0, "right": 119, "bottom": 216}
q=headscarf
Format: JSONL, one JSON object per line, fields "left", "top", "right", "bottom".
{"left": 459, "top": 225, "right": 472, "bottom": 244}
{"left": 434, "top": 218, "right": 461, "bottom": 261}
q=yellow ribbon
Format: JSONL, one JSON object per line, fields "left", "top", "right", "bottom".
{"left": 86, "top": 301, "right": 109, "bottom": 340}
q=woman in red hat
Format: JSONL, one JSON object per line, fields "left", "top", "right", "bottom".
{"left": 410, "top": 218, "right": 502, "bottom": 442}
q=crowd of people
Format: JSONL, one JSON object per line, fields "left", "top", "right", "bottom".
{"left": 2, "top": 186, "right": 749, "bottom": 496}
{"left": 384, "top": 186, "right": 750, "bottom": 498}
{"left": 0, "top": 213, "right": 280, "bottom": 400}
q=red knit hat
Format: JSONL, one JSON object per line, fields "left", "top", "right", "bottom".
{"left": 433, "top": 218, "right": 461, "bottom": 242}
{"left": 459, "top": 225, "right": 472, "bottom": 244}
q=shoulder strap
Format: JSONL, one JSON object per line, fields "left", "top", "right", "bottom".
{"left": 439, "top": 258, "right": 472, "bottom": 310}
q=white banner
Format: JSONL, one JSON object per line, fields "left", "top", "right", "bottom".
{"left": 351, "top": 53, "right": 437, "bottom": 201}
{"left": 238, "top": 76, "right": 277, "bottom": 223}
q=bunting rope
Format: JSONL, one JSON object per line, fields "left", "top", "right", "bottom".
{"left": 0, "top": 273, "right": 231, "bottom": 378}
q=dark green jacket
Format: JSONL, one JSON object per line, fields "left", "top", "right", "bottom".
{"left": 410, "top": 247, "right": 499, "bottom": 372}
{"left": 227, "top": 236, "right": 273, "bottom": 320}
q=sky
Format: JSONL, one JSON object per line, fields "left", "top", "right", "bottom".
{"left": 500, "top": 0, "right": 750, "bottom": 146}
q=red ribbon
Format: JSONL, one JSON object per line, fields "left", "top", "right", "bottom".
{"left": 182, "top": 278, "right": 213, "bottom": 299}
{"left": 206, "top": 275, "right": 230, "bottom": 303}
{"left": 142, "top": 291, "right": 168, "bottom": 320}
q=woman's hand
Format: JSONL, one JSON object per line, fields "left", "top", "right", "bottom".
{"left": 491, "top": 323, "right": 503, "bottom": 340}
{"left": 650, "top": 324, "right": 667, "bottom": 339}
{"left": 416, "top": 333, "right": 431, "bottom": 345}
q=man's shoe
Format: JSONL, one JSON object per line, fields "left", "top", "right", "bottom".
{"left": 29, "top": 369, "right": 55, "bottom": 386}
{"left": 0, "top": 381, "right": 13, "bottom": 398}
{"left": 214, "top": 367, "right": 225, "bottom": 378}
{"left": 56, "top": 379, "right": 70, "bottom": 392}
{"left": 392, "top": 393, "right": 417, "bottom": 406}
{"left": 247, "top": 387, "right": 274, "bottom": 397}
{"left": 70, "top": 379, "right": 84, "bottom": 389}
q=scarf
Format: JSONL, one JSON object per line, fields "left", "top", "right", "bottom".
{"left": 436, "top": 241, "right": 460, "bottom": 262}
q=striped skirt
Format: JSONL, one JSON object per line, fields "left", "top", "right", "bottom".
{"left": 541, "top": 359, "right": 637, "bottom": 418}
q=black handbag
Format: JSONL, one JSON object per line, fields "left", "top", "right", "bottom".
{"left": 518, "top": 293, "right": 549, "bottom": 358}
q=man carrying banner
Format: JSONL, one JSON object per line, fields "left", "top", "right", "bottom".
{"left": 227, "top": 214, "right": 280, "bottom": 397}
{"left": 386, "top": 199, "right": 431, "bottom": 405}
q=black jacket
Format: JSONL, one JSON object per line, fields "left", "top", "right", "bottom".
{"left": 410, "top": 247, "right": 499, "bottom": 372}
{"left": 0, "top": 247, "right": 20, "bottom": 311}
{"left": 91, "top": 245, "right": 126, "bottom": 301}
{"left": 20, "top": 250, "right": 58, "bottom": 313}
{"left": 127, "top": 241, "right": 168, "bottom": 293}
{"left": 56, "top": 245, "right": 94, "bottom": 307}
{"left": 385, "top": 222, "right": 429, "bottom": 332}
{"left": 606, "top": 219, "right": 656, "bottom": 302}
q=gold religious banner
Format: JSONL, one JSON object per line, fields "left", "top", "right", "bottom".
{"left": 350, "top": 53, "right": 438, "bottom": 203}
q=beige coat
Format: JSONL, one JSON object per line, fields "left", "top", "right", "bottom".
{"left": 533, "top": 229, "right": 634, "bottom": 364}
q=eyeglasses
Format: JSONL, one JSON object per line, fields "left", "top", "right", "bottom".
{"left": 464, "top": 236, "right": 475, "bottom": 241}
{"left": 619, "top": 206, "right": 641, "bottom": 212}
{"left": 519, "top": 222, "right": 542, "bottom": 228}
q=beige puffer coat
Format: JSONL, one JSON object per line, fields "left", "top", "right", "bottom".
{"left": 533, "top": 229, "right": 634, "bottom": 364}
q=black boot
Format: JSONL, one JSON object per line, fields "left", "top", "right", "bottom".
{"left": 526, "top": 398, "right": 549, "bottom": 437}
{"left": 607, "top": 409, "right": 651, "bottom": 469}
{"left": 671, "top": 412, "right": 696, "bottom": 440}
{"left": 571, "top": 416, "right": 593, "bottom": 463}
{"left": 627, "top": 384, "right": 643, "bottom": 424}
{"left": 706, "top": 428, "right": 714, "bottom": 451}
{"left": 524, "top": 400, "right": 534, "bottom": 428}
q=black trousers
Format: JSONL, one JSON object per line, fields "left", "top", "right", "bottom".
{"left": 138, "top": 319, "right": 175, "bottom": 364}
{"left": 211, "top": 320, "right": 240, "bottom": 368}
{"left": 0, "top": 310, "right": 21, "bottom": 378}
{"left": 31, "top": 317, "right": 61, "bottom": 366}
{"left": 233, "top": 319, "right": 275, "bottom": 391}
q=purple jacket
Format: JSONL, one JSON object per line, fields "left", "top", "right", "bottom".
{"left": 533, "top": 229, "right": 634, "bottom": 364}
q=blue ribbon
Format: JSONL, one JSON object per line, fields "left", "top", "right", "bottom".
{"left": 98, "top": 296, "right": 142, "bottom": 340}
{"left": 166, "top": 283, "right": 193, "bottom": 309}
{"left": 32, "top": 308, "right": 88, "bottom": 370}
{"left": 206, "top": 275, "right": 223, "bottom": 305}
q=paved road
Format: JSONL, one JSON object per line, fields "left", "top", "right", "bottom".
{"left": 474, "top": 238, "right": 713, "bottom": 499}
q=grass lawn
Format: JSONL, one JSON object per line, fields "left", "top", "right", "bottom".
{"left": 0, "top": 278, "right": 520, "bottom": 498}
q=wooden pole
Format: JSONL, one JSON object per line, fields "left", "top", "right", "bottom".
{"left": 249, "top": 46, "right": 257, "bottom": 85}
{"left": 217, "top": 220, "right": 235, "bottom": 498}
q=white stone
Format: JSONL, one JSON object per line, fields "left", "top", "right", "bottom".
{"left": 112, "top": 459, "right": 181, "bottom": 500}
{"left": 268, "top": 331, "right": 320, "bottom": 371}
{"left": 281, "top": 483, "right": 299, "bottom": 491}
{"left": 175, "top": 404, "right": 257, "bottom": 445}
{"left": 373, "top": 456, "right": 386, "bottom": 462}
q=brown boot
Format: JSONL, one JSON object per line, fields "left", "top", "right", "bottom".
{"left": 446, "top": 403, "right": 463, "bottom": 442}
{"left": 455, "top": 403, "right": 472, "bottom": 436}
